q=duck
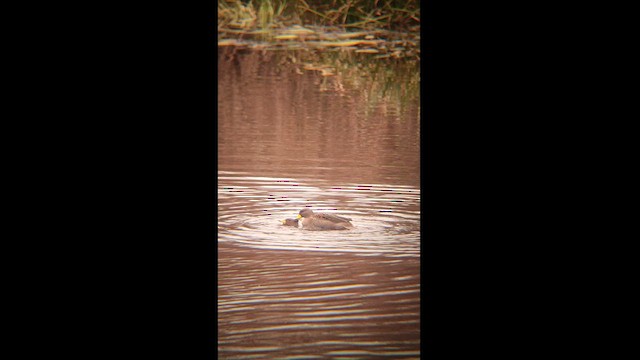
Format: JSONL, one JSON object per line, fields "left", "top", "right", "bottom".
{"left": 296, "top": 208, "right": 353, "bottom": 230}
{"left": 281, "top": 218, "right": 300, "bottom": 227}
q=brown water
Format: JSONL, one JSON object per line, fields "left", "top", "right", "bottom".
{"left": 218, "top": 48, "right": 421, "bottom": 359}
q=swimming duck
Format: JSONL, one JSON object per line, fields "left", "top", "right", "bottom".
{"left": 296, "top": 208, "right": 353, "bottom": 230}
{"left": 281, "top": 218, "right": 300, "bottom": 227}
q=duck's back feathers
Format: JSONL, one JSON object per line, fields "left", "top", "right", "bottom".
{"left": 313, "top": 213, "right": 352, "bottom": 223}
{"left": 297, "top": 208, "right": 353, "bottom": 230}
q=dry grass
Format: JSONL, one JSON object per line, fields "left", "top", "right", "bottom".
{"left": 218, "top": 0, "right": 419, "bottom": 31}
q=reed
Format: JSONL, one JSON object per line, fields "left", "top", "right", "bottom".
{"left": 218, "top": 0, "right": 419, "bottom": 31}
{"left": 218, "top": 0, "right": 420, "bottom": 115}
{"left": 218, "top": 0, "right": 257, "bottom": 30}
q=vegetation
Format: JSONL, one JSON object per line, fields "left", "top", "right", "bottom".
{"left": 218, "top": 0, "right": 419, "bottom": 61}
{"left": 217, "top": 0, "right": 420, "bottom": 114}
{"left": 218, "top": 0, "right": 419, "bottom": 32}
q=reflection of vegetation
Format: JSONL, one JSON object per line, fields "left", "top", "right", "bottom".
{"left": 220, "top": 46, "right": 419, "bottom": 118}
{"left": 326, "top": 51, "right": 420, "bottom": 117}
{"left": 218, "top": 1, "right": 419, "bottom": 117}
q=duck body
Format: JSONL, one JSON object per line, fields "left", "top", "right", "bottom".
{"left": 296, "top": 208, "right": 353, "bottom": 231}
{"left": 281, "top": 218, "right": 300, "bottom": 227}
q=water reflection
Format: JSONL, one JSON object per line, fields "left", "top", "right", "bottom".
{"left": 218, "top": 49, "right": 420, "bottom": 358}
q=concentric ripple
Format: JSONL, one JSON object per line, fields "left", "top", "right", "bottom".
{"left": 218, "top": 172, "right": 420, "bottom": 258}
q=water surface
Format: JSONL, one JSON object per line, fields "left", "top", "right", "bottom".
{"left": 218, "top": 48, "right": 420, "bottom": 358}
